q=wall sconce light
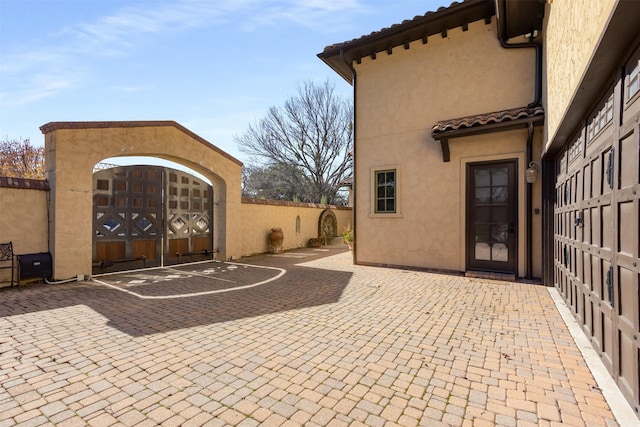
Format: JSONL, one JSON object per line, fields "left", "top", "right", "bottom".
{"left": 526, "top": 161, "right": 541, "bottom": 184}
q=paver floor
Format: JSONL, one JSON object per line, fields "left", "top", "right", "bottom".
{"left": 0, "top": 247, "right": 620, "bottom": 426}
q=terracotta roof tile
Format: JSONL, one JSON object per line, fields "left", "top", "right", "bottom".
{"left": 432, "top": 106, "right": 544, "bottom": 135}
{"left": 321, "top": 1, "right": 469, "bottom": 54}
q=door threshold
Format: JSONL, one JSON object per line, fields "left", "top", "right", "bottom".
{"left": 465, "top": 270, "right": 516, "bottom": 282}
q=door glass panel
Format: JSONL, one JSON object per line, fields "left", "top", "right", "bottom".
{"left": 476, "top": 223, "right": 490, "bottom": 241}
{"left": 491, "top": 223, "right": 508, "bottom": 243}
{"left": 492, "top": 167, "right": 508, "bottom": 185}
{"left": 475, "top": 169, "right": 490, "bottom": 186}
{"left": 475, "top": 243, "right": 491, "bottom": 260}
{"left": 475, "top": 187, "right": 490, "bottom": 203}
{"left": 492, "top": 186, "right": 508, "bottom": 203}
{"left": 492, "top": 243, "right": 508, "bottom": 262}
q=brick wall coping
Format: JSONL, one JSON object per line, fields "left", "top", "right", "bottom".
{"left": 241, "top": 197, "right": 351, "bottom": 210}
{"left": 0, "top": 176, "right": 50, "bottom": 190}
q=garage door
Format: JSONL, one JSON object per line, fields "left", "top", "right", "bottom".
{"left": 554, "top": 46, "right": 640, "bottom": 412}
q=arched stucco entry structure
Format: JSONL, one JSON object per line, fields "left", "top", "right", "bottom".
{"left": 40, "top": 121, "right": 243, "bottom": 280}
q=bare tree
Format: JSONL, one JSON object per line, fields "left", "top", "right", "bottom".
{"left": 0, "top": 137, "right": 45, "bottom": 179}
{"left": 235, "top": 80, "right": 353, "bottom": 205}
{"left": 242, "top": 164, "right": 313, "bottom": 202}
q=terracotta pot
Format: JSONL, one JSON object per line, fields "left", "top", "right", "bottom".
{"left": 269, "top": 228, "right": 284, "bottom": 253}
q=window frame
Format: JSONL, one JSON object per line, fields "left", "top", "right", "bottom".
{"left": 370, "top": 165, "right": 402, "bottom": 218}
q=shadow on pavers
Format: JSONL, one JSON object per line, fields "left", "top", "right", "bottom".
{"left": 0, "top": 247, "right": 352, "bottom": 337}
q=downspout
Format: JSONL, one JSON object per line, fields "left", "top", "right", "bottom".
{"left": 498, "top": 37, "right": 542, "bottom": 109}
{"left": 526, "top": 122, "right": 534, "bottom": 278}
{"left": 340, "top": 48, "right": 357, "bottom": 264}
{"left": 499, "top": 34, "right": 542, "bottom": 279}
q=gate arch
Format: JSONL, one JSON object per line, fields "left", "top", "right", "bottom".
{"left": 41, "top": 121, "right": 243, "bottom": 280}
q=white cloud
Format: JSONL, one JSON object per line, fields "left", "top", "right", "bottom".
{"left": 113, "top": 85, "right": 152, "bottom": 93}
{"left": 1, "top": 0, "right": 370, "bottom": 106}
{"left": 1, "top": 70, "right": 81, "bottom": 108}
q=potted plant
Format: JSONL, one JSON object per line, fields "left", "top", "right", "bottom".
{"left": 268, "top": 228, "right": 284, "bottom": 253}
{"left": 342, "top": 227, "right": 353, "bottom": 250}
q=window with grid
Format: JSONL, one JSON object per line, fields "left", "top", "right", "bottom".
{"left": 375, "top": 169, "right": 396, "bottom": 213}
{"left": 626, "top": 51, "right": 639, "bottom": 102}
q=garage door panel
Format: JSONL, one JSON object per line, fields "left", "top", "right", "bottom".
{"left": 618, "top": 330, "right": 636, "bottom": 402}
{"left": 573, "top": 173, "right": 580, "bottom": 203}
{"left": 591, "top": 207, "right": 600, "bottom": 246}
{"left": 583, "top": 252, "right": 592, "bottom": 290}
{"left": 583, "top": 165, "right": 592, "bottom": 201}
{"left": 602, "top": 204, "right": 613, "bottom": 250}
{"left": 605, "top": 148, "right": 615, "bottom": 193}
{"left": 583, "top": 292, "right": 593, "bottom": 335}
{"left": 580, "top": 209, "right": 589, "bottom": 243}
{"left": 602, "top": 312, "right": 614, "bottom": 371}
{"left": 618, "top": 200, "right": 636, "bottom": 256}
{"left": 591, "top": 255, "right": 603, "bottom": 299}
{"left": 591, "top": 157, "right": 602, "bottom": 197}
{"left": 592, "top": 300, "right": 604, "bottom": 353}
{"left": 618, "top": 266, "right": 638, "bottom": 326}
{"left": 619, "top": 133, "right": 639, "bottom": 189}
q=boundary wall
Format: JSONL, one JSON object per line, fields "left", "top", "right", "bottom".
{"left": 0, "top": 178, "right": 50, "bottom": 283}
{"left": 0, "top": 179, "right": 352, "bottom": 286}
{"left": 241, "top": 197, "right": 352, "bottom": 257}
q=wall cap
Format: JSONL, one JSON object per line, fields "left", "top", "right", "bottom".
{"left": 241, "top": 197, "right": 351, "bottom": 210}
{"left": 0, "top": 176, "right": 49, "bottom": 191}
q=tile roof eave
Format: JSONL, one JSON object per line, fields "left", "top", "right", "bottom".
{"left": 317, "top": 0, "right": 494, "bottom": 82}
{"left": 432, "top": 106, "right": 545, "bottom": 136}
{"left": 320, "top": 0, "right": 491, "bottom": 56}
{"left": 431, "top": 106, "right": 545, "bottom": 163}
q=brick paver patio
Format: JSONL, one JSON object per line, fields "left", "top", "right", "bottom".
{"left": 0, "top": 247, "right": 620, "bottom": 426}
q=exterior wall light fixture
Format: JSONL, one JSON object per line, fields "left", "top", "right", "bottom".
{"left": 526, "top": 161, "right": 541, "bottom": 184}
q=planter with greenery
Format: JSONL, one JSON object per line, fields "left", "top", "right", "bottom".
{"left": 342, "top": 227, "right": 353, "bottom": 250}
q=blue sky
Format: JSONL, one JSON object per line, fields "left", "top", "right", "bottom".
{"left": 1, "top": 0, "right": 448, "bottom": 164}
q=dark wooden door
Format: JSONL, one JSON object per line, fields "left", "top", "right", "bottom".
{"left": 466, "top": 160, "right": 518, "bottom": 274}
{"left": 164, "top": 169, "right": 213, "bottom": 265}
{"left": 93, "top": 165, "right": 164, "bottom": 273}
{"left": 93, "top": 165, "right": 213, "bottom": 273}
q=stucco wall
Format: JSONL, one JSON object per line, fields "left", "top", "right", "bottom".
{"left": 0, "top": 183, "right": 49, "bottom": 285}
{"left": 543, "top": 0, "right": 616, "bottom": 147}
{"left": 241, "top": 199, "right": 352, "bottom": 256}
{"left": 352, "top": 17, "right": 543, "bottom": 277}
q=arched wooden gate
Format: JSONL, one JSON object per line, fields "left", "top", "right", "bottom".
{"left": 92, "top": 165, "right": 213, "bottom": 274}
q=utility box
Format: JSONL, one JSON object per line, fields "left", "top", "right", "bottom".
{"left": 17, "top": 252, "right": 53, "bottom": 282}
